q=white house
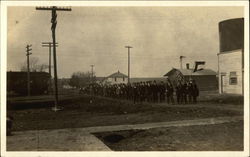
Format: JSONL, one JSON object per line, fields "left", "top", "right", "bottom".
{"left": 218, "top": 18, "right": 244, "bottom": 95}
{"left": 218, "top": 49, "right": 244, "bottom": 94}
{"left": 103, "top": 71, "right": 128, "bottom": 85}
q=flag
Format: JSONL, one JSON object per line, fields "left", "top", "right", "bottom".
{"left": 193, "top": 61, "right": 205, "bottom": 72}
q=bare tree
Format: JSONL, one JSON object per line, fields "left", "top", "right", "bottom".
{"left": 69, "top": 71, "right": 96, "bottom": 88}
{"left": 20, "top": 57, "right": 49, "bottom": 72}
{"left": 35, "top": 64, "right": 50, "bottom": 72}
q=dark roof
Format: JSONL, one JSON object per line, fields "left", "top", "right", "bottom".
{"left": 7, "top": 71, "right": 50, "bottom": 78}
{"left": 7, "top": 71, "right": 49, "bottom": 75}
{"left": 130, "top": 77, "right": 165, "bottom": 83}
{"left": 219, "top": 48, "right": 243, "bottom": 55}
{"left": 219, "top": 18, "right": 244, "bottom": 52}
{"left": 164, "top": 68, "right": 217, "bottom": 76}
{"left": 219, "top": 18, "right": 244, "bottom": 25}
{"left": 107, "top": 71, "right": 128, "bottom": 78}
{"left": 95, "top": 77, "right": 106, "bottom": 82}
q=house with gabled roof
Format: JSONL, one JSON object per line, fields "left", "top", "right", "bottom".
{"left": 102, "top": 71, "right": 128, "bottom": 85}
{"left": 164, "top": 67, "right": 218, "bottom": 91}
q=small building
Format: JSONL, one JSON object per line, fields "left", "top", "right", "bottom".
{"left": 7, "top": 71, "right": 50, "bottom": 96}
{"left": 164, "top": 68, "right": 217, "bottom": 91}
{"left": 102, "top": 71, "right": 128, "bottom": 85}
{"left": 218, "top": 18, "right": 244, "bottom": 95}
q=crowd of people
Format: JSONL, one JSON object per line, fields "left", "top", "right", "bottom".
{"left": 80, "top": 79, "right": 199, "bottom": 104}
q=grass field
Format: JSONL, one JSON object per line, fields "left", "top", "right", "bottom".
{"left": 198, "top": 91, "right": 243, "bottom": 105}
{"left": 8, "top": 94, "right": 242, "bottom": 131}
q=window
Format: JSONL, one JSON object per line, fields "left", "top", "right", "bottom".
{"left": 115, "top": 77, "right": 117, "bottom": 82}
{"left": 123, "top": 77, "right": 125, "bottom": 81}
{"left": 229, "top": 72, "right": 237, "bottom": 85}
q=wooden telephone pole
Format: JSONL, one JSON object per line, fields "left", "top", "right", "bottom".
{"left": 36, "top": 6, "right": 71, "bottom": 111}
{"left": 42, "top": 42, "right": 58, "bottom": 94}
{"left": 90, "top": 65, "right": 94, "bottom": 83}
{"left": 26, "top": 44, "right": 32, "bottom": 96}
{"left": 125, "top": 46, "right": 132, "bottom": 84}
{"left": 90, "top": 65, "right": 94, "bottom": 103}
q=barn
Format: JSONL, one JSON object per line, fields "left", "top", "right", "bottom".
{"left": 7, "top": 71, "right": 50, "bottom": 96}
{"left": 218, "top": 18, "right": 244, "bottom": 95}
{"left": 164, "top": 68, "right": 217, "bottom": 91}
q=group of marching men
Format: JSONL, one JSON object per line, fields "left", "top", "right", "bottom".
{"left": 81, "top": 78, "right": 199, "bottom": 104}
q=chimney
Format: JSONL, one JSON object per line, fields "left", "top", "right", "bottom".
{"left": 186, "top": 63, "right": 189, "bottom": 69}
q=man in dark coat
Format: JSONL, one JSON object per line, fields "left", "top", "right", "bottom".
{"left": 192, "top": 81, "right": 199, "bottom": 103}
{"left": 176, "top": 82, "right": 182, "bottom": 104}
{"left": 146, "top": 82, "right": 152, "bottom": 102}
{"left": 181, "top": 82, "right": 188, "bottom": 104}
{"left": 152, "top": 81, "right": 158, "bottom": 103}
{"left": 187, "top": 81, "right": 193, "bottom": 103}
{"left": 139, "top": 82, "right": 145, "bottom": 102}
{"left": 7, "top": 116, "right": 14, "bottom": 136}
{"left": 159, "top": 81, "right": 165, "bottom": 102}
{"left": 126, "top": 83, "right": 132, "bottom": 100}
{"left": 132, "top": 83, "right": 139, "bottom": 104}
{"left": 166, "top": 80, "right": 174, "bottom": 104}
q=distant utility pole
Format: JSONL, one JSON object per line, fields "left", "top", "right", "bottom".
{"left": 180, "top": 56, "right": 186, "bottom": 69}
{"left": 36, "top": 6, "right": 71, "bottom": 111}
{"left": 125, "top": 46, "right": 133, "bottom": 84}
{"left": 26, "top": 44, "right": 32, "bottom": 96}
{"left": 42, "top": 42, "right": 58, "bottom": 94}
{"left": 90, "top": 65, "right": 94, "bottom": 103}
{"left": 90, "top": 65, "right": 94, "bottom": 83}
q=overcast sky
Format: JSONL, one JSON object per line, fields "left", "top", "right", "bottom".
{"left": 7, "top": 6, "right": 244, "bottom": 78}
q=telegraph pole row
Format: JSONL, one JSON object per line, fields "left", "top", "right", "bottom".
{"left": 36, "top": 6, "right": 71, "bottom": 111}
{"left": 42, "top": 42, "right": 58, "bottom": 94}
{"left": 26, "top": 44, "right": 32, "bottom": 96}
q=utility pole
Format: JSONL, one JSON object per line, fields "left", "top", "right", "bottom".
{"left": 125, "top": 46, "right": 132, "bottom": 84}
{"left": 180, "top": 56, "right": 186, "bottom": 69}
{"left": 42, "top": 42, "right": 58, "bottom": 94}
{"left": 90, "top": 65, "right": 94, "bottom": 83}
{"left": 36, "top": 6, "right": 71, "bottom": 111}
{"left": 26, "top": 44, "right": 32, "bottom": 96}
{"left": 90, "top": 65, "right": 94, "bottom": 103}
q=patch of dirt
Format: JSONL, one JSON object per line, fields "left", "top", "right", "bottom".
{"left": 94, "top": 121, "right": 243, "bottom": 151}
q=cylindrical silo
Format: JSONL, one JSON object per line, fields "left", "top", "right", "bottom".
{"left": 219, "top": 18, "right": 244, "bottom": 53}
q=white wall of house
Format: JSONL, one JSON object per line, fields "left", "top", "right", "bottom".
{"left": 105, "top": 77, "right": 128, "bottom": 85}
{"left": 218, "top": 49, "right": 243, "bottom": 94}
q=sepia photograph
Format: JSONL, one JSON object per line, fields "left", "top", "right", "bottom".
{"left": 1, "top": 1, "right": 249, "bottom": 157}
